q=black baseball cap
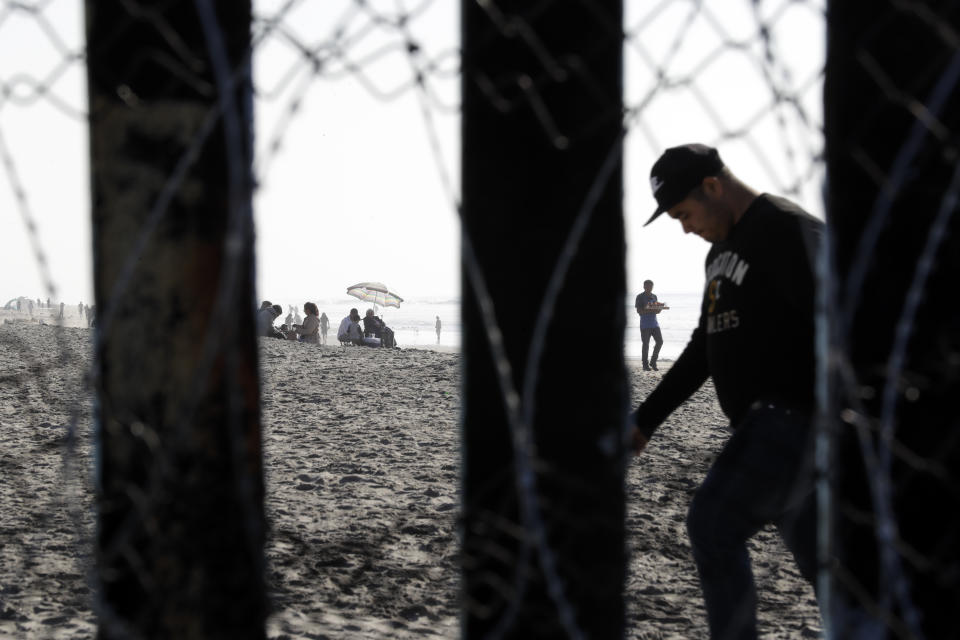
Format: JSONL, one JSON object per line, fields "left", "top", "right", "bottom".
{"left": 644, "top": 144, "right": 725, "bottom": 226}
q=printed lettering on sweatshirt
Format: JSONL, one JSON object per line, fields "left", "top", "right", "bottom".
{"left": 705, "top": 251, "right": 749, "bottom": 335}
{"left": 705, "top": 251, "right": 750, "bottom": 285}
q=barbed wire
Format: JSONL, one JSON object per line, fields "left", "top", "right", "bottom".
{"left": 3, "top": 0, "right": 957, "bottom": 638}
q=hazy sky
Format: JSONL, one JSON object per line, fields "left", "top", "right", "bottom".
{"left": 0, "top": 0, "right": 824, "bottom": 307}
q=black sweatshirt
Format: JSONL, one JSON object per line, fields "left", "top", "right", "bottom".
{"left": 633, "top": 194, "right": 824, "bottom": 439}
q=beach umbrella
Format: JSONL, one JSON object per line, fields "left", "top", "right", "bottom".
{"left": 346, "top": 282, "right": 403, "bottom": 313}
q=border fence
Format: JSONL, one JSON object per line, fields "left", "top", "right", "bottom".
{"left": 1, "top": 1, "right": 957, "bottom": 638}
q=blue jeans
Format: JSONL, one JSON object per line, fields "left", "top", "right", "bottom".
{"left": 640, "top": 327, "right": 662, "bottom": 366}
{"left": 686, "top": 405, "right": 818, "bottom": 640}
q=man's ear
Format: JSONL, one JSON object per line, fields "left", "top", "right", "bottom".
{"left": 702, "top": 175, "right": 722, "bottom": 198}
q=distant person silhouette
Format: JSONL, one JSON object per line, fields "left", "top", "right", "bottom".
{"left": 635, "top": 279, "right": 666, "bottom": 371}
{"left": 435, "top": 316, "right": 442, "bottom": 344}
{"left": 319, "top": 312, "right": 329, "bottom": 345}
{"left": 58, "top": 301, "right": 65, "bottom": 320}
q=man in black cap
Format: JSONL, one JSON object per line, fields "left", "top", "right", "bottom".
{"left": 632, "top": 144, "right": 824, "bottom": 639}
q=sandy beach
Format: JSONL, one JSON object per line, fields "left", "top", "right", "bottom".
{"left": 0, "top": 318, "right": 821, "bottom": 638}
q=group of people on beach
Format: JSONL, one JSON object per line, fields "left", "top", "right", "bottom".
{"left": 256, "top": 301, "right": 329, "bottom": 344}
{"left": 256, "top": 301, "right": 404, "bottom": 349}
{"left": 336, "top": 308, "right": 397, "bottom": 348}
{"left": 6, "top": 297, "right": 96, "bottom": 327}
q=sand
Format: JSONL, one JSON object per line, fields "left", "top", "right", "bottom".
{"left": 0, "top": 318, "right": 821, "bottom": 638}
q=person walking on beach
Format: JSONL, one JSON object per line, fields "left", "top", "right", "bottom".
{"left": 435, "top": 316, "right": 442, "bottom": 344}
{"left": 631, "top": 144, "right": 823, "bottom": 639}
{"left": 319, "top": 312, "right": 329, "bottom": 345}
{"left": 635, "top": 279, "right": 665, "bottom": 371}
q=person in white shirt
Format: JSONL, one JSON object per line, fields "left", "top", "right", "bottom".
{"left": 337, "top": 308, "right": 364, "bottom": 345}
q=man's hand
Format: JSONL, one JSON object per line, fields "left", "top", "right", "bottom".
{"left": 631, "top": 427, "right": 649, "bottom": 455}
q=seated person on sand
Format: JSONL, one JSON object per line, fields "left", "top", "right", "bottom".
{"left": 257, "top": 303, "right": 286, "bottom": 339}
{"left": 362, "top": 308, "right": 399, "bottom": 348}
{"left": 297, "top": 302, "right": 321, "bottom": 344}
{"left": 337, "top": 308, "right": 366, "bottom": 346}
{"left": 362, "top": 308, "right": 384, "bottom": 339}
{"left": 268, "top": 305, "right": 287, "bottom": 339}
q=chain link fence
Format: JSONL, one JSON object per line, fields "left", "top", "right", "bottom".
{"left": 1, "top": 0, "right": 956, "bottom": 638}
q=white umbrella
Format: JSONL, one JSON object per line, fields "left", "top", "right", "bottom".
{"left": 346, "top": 282, "right": 403, "bottom": 315}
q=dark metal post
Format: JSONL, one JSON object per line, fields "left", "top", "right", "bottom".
{"left": 86, "top": 2, "right": 265, "bottom": 638}
{"left": 825, "top": 2, "right": 960, "bottom": 637}
{"left": 461, "top": 2, "right": 626, "bottom": 637}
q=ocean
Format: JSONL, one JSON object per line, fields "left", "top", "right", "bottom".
{"left": 623, "top": 291, "right": 702, "bottom": 361}
{"left": 312, "top": 291, "right": 702, "bottom": 361}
